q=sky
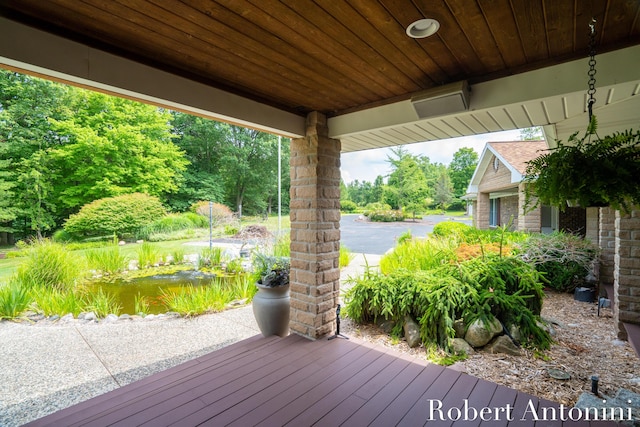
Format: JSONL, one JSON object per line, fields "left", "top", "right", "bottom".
{"left": 340, "top": 129, "right": 523, "bottom": 184}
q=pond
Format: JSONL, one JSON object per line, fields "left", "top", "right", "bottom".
{"left": 84, "top": 270, "right": 218, "bottom": 315}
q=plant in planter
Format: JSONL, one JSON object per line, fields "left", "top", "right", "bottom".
{"left": 251, "top": 254, "right": 290, "bottom": 337}
{"left": 523, "top": 116, "right": 640, "bottom": 213}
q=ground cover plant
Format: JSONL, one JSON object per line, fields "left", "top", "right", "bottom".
{"left": 345, "top": 224, "right": 594, "bottom": 356}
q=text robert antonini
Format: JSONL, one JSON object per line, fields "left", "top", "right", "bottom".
{"left": 427, "top": 399, "right": 634, "bottom": 422}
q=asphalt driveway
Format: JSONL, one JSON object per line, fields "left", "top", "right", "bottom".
{"left": 340, "top": 213, "right": 471, "bottom": 255}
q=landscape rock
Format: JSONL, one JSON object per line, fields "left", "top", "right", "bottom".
{"left": 83, "top": 312, "right": 97, "bottom": 321}
{"left": 486, "top": 335, "right": 522, "bottom": 356}
{"left": 450, "top": 338, "right": 474, "bottom": 355}
{"left": 119, "top": 314, "right": 131, "bottom": 321}
{"left": 378, "top": 319, "right": 396, "bottom": 334}
{"left": 61, "top": 313, "right": 74, "bottom": 322}
{"left": 508, "top": 324, "right": 522, "bottom": 343}
{"left": 453, "top": 318, "right": 466, "bottom": 338}
{"left": 104, "top": 314, "right": 119, "bottom": 323}
{"left": 403, "top": 315, "right": 421, "bottom": 348}
{"left": 464, "top": 316, "right": 503, "bottom": 347}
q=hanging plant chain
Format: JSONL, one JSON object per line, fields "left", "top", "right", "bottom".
{"left": 587, "top": 18, "right": 597, "bottom": 121}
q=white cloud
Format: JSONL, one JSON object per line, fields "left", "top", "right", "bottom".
{"left": 340, "top": 129, "right": 523, "bottom": 183}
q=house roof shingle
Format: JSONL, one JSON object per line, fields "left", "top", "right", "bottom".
{"left": 487, "top": 140, "right": 548, "bottom": 175}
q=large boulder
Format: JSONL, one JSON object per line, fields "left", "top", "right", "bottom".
{"left": 404, "top": 315, "right": 421, "bottom": 348}
{"left": 450, "top": 338, "right": 475, "bottom": 355}
{"left": 464, "top": 316, "right": 503, "bottom": 347}
{"left": 453, "top": 318, "right": 466, "bottom": 338}
{"left": 487, "top": 335, "right": 522, "bottom": 356}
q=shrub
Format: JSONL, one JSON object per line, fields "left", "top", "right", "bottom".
{"left": 432, "top": 221, "right": 471, "bottom": 238}
{"left": 0, "top": 281, "right": 31, "bottom": 319}
{"left": 51, "top": 229, "right": 75, "bottom": 243}
{"left": 139, "top": 212, "right": 204, "bottom": 239}
{"left": 515, "top": 232, "right": 598, "bottom": 291}
{"left": 13, "top": 240, "right": 86, "bottom": 291}
{"left": 191, "top": 201, "right": 234, "bottom": 226}
{"left": 85, "top": 245, "right": 128, "bottom": 275}
{"left": 30, "top": 287, "right": 85, "bottom": 317}
{"left": 224, "top": 225, "right": 239, "bottom": 236}
{"left": 137, "top": 242, "right": 160, "bottom": 268}
{"left": 367, "top": 209, "right": 404, "bottom": 222}
{"left": 340, "top": 200, "right": 358, "bottom": 212}
{"left": 64, "top": 193, "right": 167, "bottom": 239}
{"left": 363, "top": 202, "right": 391, "bottom": 214}
{"left": 84, "top": 288, "right": 121, "bottom": 317}
{"left": 380, "top": 237, "right": 457, "bottom": 274}
{"left": 339, "top": 245, "right": 355, "bottom": 268}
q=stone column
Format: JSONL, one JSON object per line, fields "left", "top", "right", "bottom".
{"left": 615, "top": 207, "right": 640, "bottom": 339}
{"left": 289, "top": 112, "right": 341, "bottom": 339}
{"left": 476, "top": 192, "right": 490, "bottom": 229}
{"left": 599, "top": 207, "right": 616, "bottom": 285}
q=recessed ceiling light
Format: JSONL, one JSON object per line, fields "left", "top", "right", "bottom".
{"left": 406, "top": 18, "right": 440, "bottom": 39}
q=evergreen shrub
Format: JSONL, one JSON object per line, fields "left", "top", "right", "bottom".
{"left": 340, "top": 200, "right": 358, "bottom": 212}
{"left": 64, "top": 193, "right": 166, "bottom": 239}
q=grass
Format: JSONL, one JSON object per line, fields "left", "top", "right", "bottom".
{"left": 30, "top": 286, "right": 85, "bottom": 317}
{"left": 0, "top": 281, "right": 31, "bottom": 319}
{"left": 85, "top": 245, "right": 128, "bottom": 275}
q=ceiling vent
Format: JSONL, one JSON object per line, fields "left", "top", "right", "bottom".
{"left": 411, "top": 81, "right": 470, "bottom": 119}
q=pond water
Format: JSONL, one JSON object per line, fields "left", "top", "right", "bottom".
{"left": 84, "top": 270, "right": 216, "bottom": 315}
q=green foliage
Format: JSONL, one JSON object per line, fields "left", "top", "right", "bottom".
{"left": 139, "top": 213, "right": 206, "bottom": 240}
{"left": 224, "top": 225, "right": 239, "bottom": 235}
{"left": 346, "top": 230, "right": 552, "bottom": 353}
{"left": 29, "top": 286, "right": 85, "bottom": 317}
{"left": 523, "top": 116, "right": 640, "bottom": 212}
{"left": 171, "top": 249, "right": 185, "bottom": 265}
{"left": 432, "top": 221, "right": 472, "bottom": 238}
{"left": 64, "top": 193, "right": 167, "bottom": 239}
{"left": 340, "top": 200, "right": 358, "bottom": 212}
{"left": 161, "top": 283, "right": 233, "bottom": 316}
{"left": 13, "top": 240, "right": 85, "bottom": 291}
{"left": 380, "top": 237, "right": 456, "bottom": 274}
{"left": 47, "top": 91, "right": 187, "bottom": 210}
{"left": 0, "top": 281, "right": 30, "bottom": 319}
{"left": 192, "top": 201, "right": 235, "bottom": 225}
{"left": 137, "top": 242, "right": 160, "bottom": 269}
{"left": 339, "top": 245, "right": 355, "bottom": 268}
{"left": 84, "top": 288, "right": 121, "bottom": 318}
{"left": 228, "top": 274, "right": 257, "bottom": 301}
{"left": 367, "top": 209, "right": 405, "bottom": 222}
{"left": 273, "top": 233, "right": 291, "bottom": 257}
{"left": 384, "top": 147, "right": 429, "bottom": 211}
{"left": 85, "top": 245, "right": 128, "bottom": 275}
{"left": 134, "top": 293, "right": 151, "bottom": 316}
{"left": 397, "top": 230, "right": 413, "bottom": 245}
{"left": 448, "top": 147, "right": 479, "bottom": 198}
{"left": 516, "top": 232, "right": 598, "bottom": 291}
{"left": 199, "top": 247, "right": 225, "bottom": 269}
{"left": 363, "top": 202, "right": 391, "bottom": 215}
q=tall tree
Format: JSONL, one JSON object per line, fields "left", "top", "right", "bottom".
{"left": 448, "top": 147, "right": 479, "bottom": 198}
{"left": 385, "top": 150, "right": 429, "bottom": 211}
{"left": 219, "top": 125, "right": 288, "bottom": 216}
{"left": 434, "top": 168, "right": 454, "bottom": 211}
{"left": 0, "top": 70, "right": 72, "bottom": 238}
{"left": 520, "top": 127, "right": 543, "bottom": 140}
{"left": 47, "top": 91, "right": 188, "bottom": 214}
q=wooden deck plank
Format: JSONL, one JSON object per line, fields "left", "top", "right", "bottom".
{"left": 24, "top": 333, "right": 610, "bottom": 427}
{"left": 368, "top": 364, "right": 448, "bottom": 426}
{"left": 340, "top": 358, "right": 433, "bottom": 426}
{"left": 47, "top": 334, "right": 290, "bottom": 427}
{"left": 124, "top": 336, "right": 324, "bottom": 426}
{"left": 447, "top": 377, "right": 498, "bottom": 427}
{"left": 421, "top": 373, "right": 479, "bottom": 427}
{"left": 186, "top": 338, "right": 376, "bottom": 426}
{"left": 158, "top": 336, "right": 361, "bottom": 426}
{"left": 396, "top": 367, "right": 466, "bottom": 427}
{"left": 282, "top": 346, "right": 397, "bottom": 426}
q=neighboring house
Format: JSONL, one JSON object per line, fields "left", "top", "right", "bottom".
{"left": 464, "top": 140, "right": 586, "bottom": 235}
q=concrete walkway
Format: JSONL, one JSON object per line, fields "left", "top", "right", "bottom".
{"left": 0, "top": 252, "right": 381, "bottom": 427}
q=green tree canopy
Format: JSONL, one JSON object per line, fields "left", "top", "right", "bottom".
{"left": 448, "top": 147, "right": 479, "bottom": 198}
{"left": 384, "top": 147, "right": 429, "bottom": 211}
{"left": 48, "top": 92, "right": 188, "bottom": 212}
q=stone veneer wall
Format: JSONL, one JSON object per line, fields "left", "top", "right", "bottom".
{"left": 499, "top": 195, "right": 518, "bottom": 229}
{"left": 615, "top": 208, "right": 640, "bottom": 337}
{"left": 517, "top": 183, "right": 541, "bottom": 232}
{"left": 289, "top": 112, "right": 341, "bottom": 339}
{"left": 476, "top": 193, "right": 490, "bottom": 229}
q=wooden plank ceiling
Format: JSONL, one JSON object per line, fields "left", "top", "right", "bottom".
{"left": 1, "top": 0, "right": 640, "bottom": 151}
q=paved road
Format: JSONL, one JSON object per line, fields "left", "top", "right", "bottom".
{"left": 340, "top": 213, "right": 471, "bottom": 255}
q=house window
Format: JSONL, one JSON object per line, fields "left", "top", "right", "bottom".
{"left": 489, "top": 198, "right": 499, "bottom": 227}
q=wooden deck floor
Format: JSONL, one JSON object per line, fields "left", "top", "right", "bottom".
{"left": 24, "top": 334, "right": 616, "bottom": 426}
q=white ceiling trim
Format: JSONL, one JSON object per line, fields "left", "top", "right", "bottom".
{"left": 332, "top": 45, "right": 640, "bottom": 153}
{"left": 0, "top": 17, "right": 306, "bottom": 138}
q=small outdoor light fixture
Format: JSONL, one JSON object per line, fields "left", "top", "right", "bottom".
{"left": 406, "top": 18, "right": 440, "bottom": 38}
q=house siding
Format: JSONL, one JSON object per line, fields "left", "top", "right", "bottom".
{"left": 478, "top": 155, "right": 513, "bottom": 192}
{"left": 499, "top": 195, "right": 518, "bottom": 229}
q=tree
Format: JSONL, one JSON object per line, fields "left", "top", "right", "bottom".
{"left": 219, "top": 125, "right": 288, "bottom": 216}
{"left": 520, "top": 127, "right": 543, "bottom": 141}
{"left": 47, "top": 91, "right": 188, "bottom": 214}
{"left": 448, "top": 147, "right": 479, "bottom": 198}
{"left": 169, "top": 112, "right": 227, "bottom": 211}
{"left": 434, "top": 169, "right": 454, "bottom": 211}
{"left": 0, "top": 70, "right": 72, "bottom": 239}
{"left": 385, "top": 148, "right": 429, "bottom": 212}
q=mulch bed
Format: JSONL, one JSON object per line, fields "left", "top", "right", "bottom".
{"left": 342, "top": 291, "right": 640, "bottom": 406}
